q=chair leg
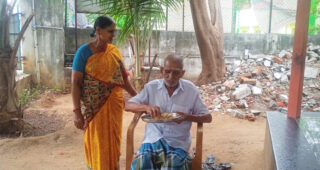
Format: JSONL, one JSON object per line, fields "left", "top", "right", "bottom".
{"left": 192, "top": 122, "right": 203, "bottom": 170}
{"left": 126, "top": 113, "right": 142, "bottom": 170}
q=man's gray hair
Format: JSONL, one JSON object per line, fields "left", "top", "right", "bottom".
{"left": 163, "top": 54, "right": 184, "bottom": 69}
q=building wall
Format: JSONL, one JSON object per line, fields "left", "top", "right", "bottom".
{"left": 20, "top": 0, "right": 65, "bottom": 88}
{"left": 65, "top": 28, "right": 320, "bottom": 79}
{"left": 20, "top": 0, "right": 36, "bottom": 79}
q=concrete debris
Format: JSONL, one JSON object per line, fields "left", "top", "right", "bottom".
{"left": 232, "top": 85, "right": 251, "bottom": 100}
{"left": 239, "top": 99, "right": 248, "bottom": 108}
{"left": 250, "top": 110, "right": 262, "bottom": 116}
{"left": 279, "top": 94, "right": 288, "bottom": 103}
{"left": 242, "top": 78, "right": 256, "bottom": 85}
{"left": 263, "top": 60, "right": 272, "bottom": 67}
{"left": 304, "top": 67, "right": 319, "bottom": 79}
{"left": 274, "top": 72, "right": 282, "bottom": 80}
{"left": 280, "top": 74, "right": 289, "bottom": 83}
{"left": 273, "top": 56, "right": 283, "bottom": 64}
{"left": 198, "top": 43, "right": 320, "bottom": 121}
{"left": 279, "top": 50, "right": 292, "bottom": 59}
{"left": 223, "top": 80, "right": 235, "bottom": 90}
{"left": 252, "top": 86, "right": 262, "bottom": 95}
{"left": 202, "top": 154, "right": 232, "bottom": 170}
{"left": 240, "top": 73, "right": 252, "bottom": 78}
{"left": 252, "top": 66, "right": 262, "bottom": 76}
{"left": 220, "top": 96, "right": 230, "bottom": 101}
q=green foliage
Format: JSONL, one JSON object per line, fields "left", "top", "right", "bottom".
{"left": 239, "top": 26, "right": 249, "bottom": 33}
{"left": 52, "top": 86, "right": 61, "bottom": 92}
{"left": 85, "top": 13, "right": 99, "bottom": 26}
{"left": 286, "top": 23, "right": 295, "bottom": 34}
{"left": 17, "top": 85, "right": 61, "bottom": 107}
{"left": 234, "top": 0, "right": 251, "bottom": 10}
{"left": 96, "top": 0, "right": 183, "bottom": 48}
{"left": 17, "top": 88, "right": 39, "bottom": 107}
{"left": 18, "top": 89, "right": 30, "bottom": 107}
{"left": 253, "top": 26, "right": 261, "bottom": 33}
{"left": 309, "top": 0, "right": 320, "bottom": 35}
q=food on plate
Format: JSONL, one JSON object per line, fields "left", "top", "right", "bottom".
{"left": 157, "top": 113, "right": 174, "bottom": 120}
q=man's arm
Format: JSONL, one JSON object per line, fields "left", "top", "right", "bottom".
{"left": 175, "top": 87, "right": 212, "bottom": 124}
{"left": 125, "top": 101, "right": 161, "bottom": 118}
{"left": 175, "top": 112, "right": 212, "bottom": 124}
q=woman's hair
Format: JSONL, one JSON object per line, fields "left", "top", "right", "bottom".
{"left": 90, "top": 16, "right": 115, "bottom": 37}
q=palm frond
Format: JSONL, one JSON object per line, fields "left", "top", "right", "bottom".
{"left": 82, "top": 0, "right": 182, "bottom": 60}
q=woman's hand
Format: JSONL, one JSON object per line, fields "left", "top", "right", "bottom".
{"left": 73, "top": 110, "right": 84, "bottom": 130}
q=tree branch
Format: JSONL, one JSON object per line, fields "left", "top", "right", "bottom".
{"left": 208, "top": 0, "right": 216, "bottom": 26}
{"left": 10, "top": 13, "right": 34, "bottom": 69}
{"left": 145, "top": 54, "right": 158, "bottom": 84}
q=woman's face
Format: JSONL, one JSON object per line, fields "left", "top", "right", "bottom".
{"left": 96, "top": 23, "right": 116, "bottom": 44}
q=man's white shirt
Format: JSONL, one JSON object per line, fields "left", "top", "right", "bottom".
{"left": 129, "top": 79, "right": 209, "bottom": 152}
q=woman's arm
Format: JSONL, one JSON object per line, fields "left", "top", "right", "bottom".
{"left": 123, "top": 76, "right": 137, "bottom": 96}
{"left": 120, "top": 62, "right": 137, "bottom": 97}
{"left": 71, "top": 70, "right": 84, "bottom": 130}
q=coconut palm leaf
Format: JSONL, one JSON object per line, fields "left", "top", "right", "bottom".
{"left": 94, "top": 0, "right": 183, "bottom": 45}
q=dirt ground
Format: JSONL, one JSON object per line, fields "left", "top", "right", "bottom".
{"left": 0, "top": 92, "right": 266, "bottom": 170}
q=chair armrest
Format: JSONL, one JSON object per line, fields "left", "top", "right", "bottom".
{"left": 126, "top": 113, "right": 142, "bottom": 170}
{"left": 192, "top": 122, "right": 203, "bottom": 170}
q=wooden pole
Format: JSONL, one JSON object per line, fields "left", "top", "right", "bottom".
{"left": 287, "top": 0, "right": 311, "bottom": 118}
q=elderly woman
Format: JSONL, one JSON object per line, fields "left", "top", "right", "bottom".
{"left": 71, "top": 16, "right": 136, "bottom": 170}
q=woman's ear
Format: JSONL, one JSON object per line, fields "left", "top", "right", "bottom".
{"left": 96, "top": 27, "right": 101, "bottom": 35}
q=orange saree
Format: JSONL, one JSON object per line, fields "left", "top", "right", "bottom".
{"left": 81, "top": 44, "right": 125, "bottom": 170}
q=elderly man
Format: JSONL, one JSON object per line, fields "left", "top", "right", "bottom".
{"left": 125, "top": 55, "right": 212, "bottom": 170}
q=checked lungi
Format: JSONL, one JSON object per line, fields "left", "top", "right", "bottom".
{"left": 131, "top": 138, "right": 192, "bottom": 170}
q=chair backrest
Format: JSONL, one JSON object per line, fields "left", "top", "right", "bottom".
{"left": 125, "top": 114, "right": 203, "bottom": 170}
{"left": 126, "top": 113, "right": 142, "bottom": 170}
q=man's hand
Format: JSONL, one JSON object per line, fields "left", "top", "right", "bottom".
{"left": 145, "top": 105, "right": 161, "bottom": 119}
{"left": 174, "top": 111, "right": 189, "bottom": 124}
{"left": 125, "top": 101, "right": 161, "bottom": 119}
{"left": 73, "top": 111, "right": 84, "bottom": 130}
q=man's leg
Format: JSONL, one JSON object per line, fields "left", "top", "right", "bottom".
{"left": 131, "top": 151, "right": 156, "bottom": 170}
{"left": 162, "top": 147, "right": 192, "bottom": 170}
{"left": 131, "top": 143, "right": 163, "bottom": 170}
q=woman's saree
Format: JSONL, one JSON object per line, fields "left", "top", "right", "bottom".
{"left": 81, "top": 44, "right": 125, "bottom": 170}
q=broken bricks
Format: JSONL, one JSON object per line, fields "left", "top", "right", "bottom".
{"left": 198, "top": 43, "right": 320, "bottom": 121}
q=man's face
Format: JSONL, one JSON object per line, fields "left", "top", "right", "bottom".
{"left": 161, "top": 60, "right": 185, "bottom": 88}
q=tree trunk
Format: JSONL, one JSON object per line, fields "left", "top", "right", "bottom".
{"left": 0, "top": 7, "right": 34, "bottom": 134}
{"left": 0, "top": 57, "right": 21, "bottom": 134}
{"left": 190, "top": 0, "right": 226, "bottom": 85}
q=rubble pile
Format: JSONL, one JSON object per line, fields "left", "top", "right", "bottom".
{"left": 202, "top": 154, "right": 232, "bottom": 170}
{"left": 198, "top": 43, "right": 320, "bottom": 120}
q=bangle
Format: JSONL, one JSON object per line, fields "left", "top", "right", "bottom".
{"left": 73, "top": 108, "right": 81, "bottom": 112}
